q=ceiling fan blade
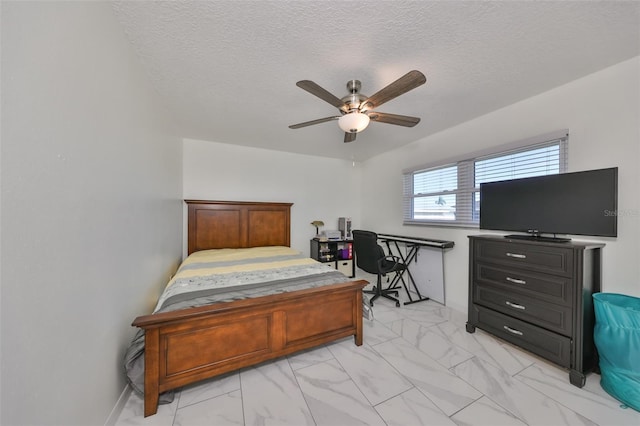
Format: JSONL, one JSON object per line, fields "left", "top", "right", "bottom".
{"left": 368, "top": 112, "right": 421, "bottom": 127}
{"left": 289, "top": 116, "right": 340, "bottom": 129}
{"left": 344, "top": 132, "right": 357, "bottom": 143}
{"left": 362, "top": 70, "right": 426, "bottom": 110}
{"left": 296, "top": 80, "right": 347, "bottom": 110}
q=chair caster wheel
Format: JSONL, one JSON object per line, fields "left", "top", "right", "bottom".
{"left": 396, "top": 302, "right": 401, "bottom": 307}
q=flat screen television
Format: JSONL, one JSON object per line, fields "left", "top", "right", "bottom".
{"left": 479, "top": 167, "right": 618, "bottom": 241}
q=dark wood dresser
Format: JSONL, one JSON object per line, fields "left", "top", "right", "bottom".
{"left": 466, "top": 235, "right": 604, "bottom": 387}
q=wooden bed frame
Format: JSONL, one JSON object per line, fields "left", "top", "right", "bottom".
{"left": 132, "top": 200, "right": 367, "bottom": 417}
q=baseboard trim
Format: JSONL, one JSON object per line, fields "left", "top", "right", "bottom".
{"left": 104, "top": 385, "right": 132, "bottom": 426}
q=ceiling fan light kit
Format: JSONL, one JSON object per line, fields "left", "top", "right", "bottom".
{"left": 289, "top": 70, "right": 426, "bottom": 143}
{"left": 338, "top": 112, "right": 370, "bottom": 133}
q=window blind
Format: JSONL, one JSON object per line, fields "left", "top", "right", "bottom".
{"left": 403, "top": 132, "right": 568, "bottom": 227}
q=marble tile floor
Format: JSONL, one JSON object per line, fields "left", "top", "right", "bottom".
{"left": 116, "top": 276, "right": 639, "bottom": 426}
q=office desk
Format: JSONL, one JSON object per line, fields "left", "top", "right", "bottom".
{"left": 377, "top": 233, "right": 455, "bottom": 305}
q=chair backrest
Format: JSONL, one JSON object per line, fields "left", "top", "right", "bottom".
{"left": 352, "top": 230, "right": 386, "bottom": 274}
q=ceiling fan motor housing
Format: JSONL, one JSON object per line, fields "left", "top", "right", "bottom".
{"left": 342, "top": 80, "right": 368, "bottom": 113}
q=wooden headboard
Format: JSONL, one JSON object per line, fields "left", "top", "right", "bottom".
{"left": 185, "top": 200, "right": 293, "bottom": 255}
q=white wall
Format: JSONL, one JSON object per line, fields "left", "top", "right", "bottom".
{"left": 1, "top": 3, "right": 183, "bottom": 425}
{"left": 183, "top": 139, "right": 362, "bottom": 255}
{"left": 360, "top": 57, "right": 640, "bottom": 313}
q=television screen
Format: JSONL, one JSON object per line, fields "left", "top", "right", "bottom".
{"left": 479, "top": 167, "right": 618, "bottom": 238}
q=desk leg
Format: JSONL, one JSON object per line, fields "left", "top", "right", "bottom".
{"left": 403, "top": 245, "right": 433, "bottom": 305}
{"left": 386, "top": 242, "right": 431, "bottom": 306}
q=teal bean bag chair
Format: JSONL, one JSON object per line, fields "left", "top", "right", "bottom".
{"left": 593, "top": 293, "right": 640, "bottom": 411}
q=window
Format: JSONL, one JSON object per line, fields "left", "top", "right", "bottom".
{"left": 403, "top": 131, "right": 568, "bottom": 227}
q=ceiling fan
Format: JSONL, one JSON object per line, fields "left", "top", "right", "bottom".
{"left": 289, "top": 70, "right": 426, "bottom": 143}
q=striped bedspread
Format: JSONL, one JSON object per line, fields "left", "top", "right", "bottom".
{"left": 125, "top": 246, "right": 353, "bottom": 400}
{"left": 155, "top": 246, "right": 351, "bottom": 312}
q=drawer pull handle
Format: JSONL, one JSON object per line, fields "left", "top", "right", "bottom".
{"left": 506, "top": 301, "right": 526, "bottom": 310}
{"left": 503, "top": 325, "right": 523, "bottom": 336}
{"left": 506, "top": 252, "right": 526, "bottom": 259}
{"left": 506, "top": 277, "right": 526, "bottom": 285}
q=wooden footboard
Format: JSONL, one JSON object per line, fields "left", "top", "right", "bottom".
{"left": 133, "top": 280, "right": 367, "bottom": 417}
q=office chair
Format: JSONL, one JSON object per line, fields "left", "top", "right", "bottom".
{"left": 352, "top": 230, "right": 408, "bottom": 307}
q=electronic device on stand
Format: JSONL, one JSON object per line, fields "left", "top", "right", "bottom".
{"left": 339, "top": 217, "right": 352, "bottom": 239}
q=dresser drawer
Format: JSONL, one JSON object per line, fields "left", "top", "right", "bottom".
{"left": 473, "top": 284, "right": 572, "bottom": 336}
{"left": 475, "top": 263, "right": 574, "bottom": 306}
{"left": 474, "top": 240, "right": 574, "bottom": 276}
{"left": 470, "top": 305, "right": 571, "bottom": 367}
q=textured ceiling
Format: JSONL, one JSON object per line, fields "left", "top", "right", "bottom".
{"left": 111, "top": 1, "right": 640, "bottom": 161}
